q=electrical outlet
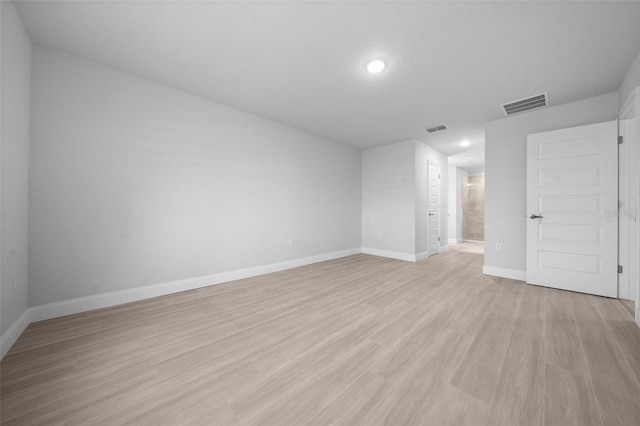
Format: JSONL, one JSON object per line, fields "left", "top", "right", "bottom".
{"left": 289, "top": 238, "right": 294, "bottom": 247}
{"left": 495, "top": 243, "right": 502, "bottom": 252}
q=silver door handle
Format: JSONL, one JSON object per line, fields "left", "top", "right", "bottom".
{"left": 529, "top": 214, "right": 544, "bottom": 219}
{"left": 429, "top": 212, "right": 436, "bottom": 216}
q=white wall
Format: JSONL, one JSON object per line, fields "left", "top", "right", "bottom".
{"left": 415, "top": 141, "right": 448, "bottom": 255}
{"left": 484, "top": 92, "right": 618, "bottom": 277}
{"left": 619, "top": 49, "right": 640, "bottom": 111}
{"left": 361, "top": 140, "right": 416, "bottom": 258}
{"left": 447, "top": 166, "right": 464, "bottom": 244}
{"left": 1, "top": 1, "right": 32, "bottom": 335}
{"left": 28, "top": 47, "right": 362, "bottom": 306}
{"left": 459, "top": 168, "right": 469, "bottom": 243}
{"left": 447, "top": 166, "right": 458, "bottom": 243}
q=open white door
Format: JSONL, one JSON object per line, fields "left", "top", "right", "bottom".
{"left": 428, "top": 161, "right": 440, "bottom": 256}
{"left": 526, "top": 121, "right": 618, "bottom": 297}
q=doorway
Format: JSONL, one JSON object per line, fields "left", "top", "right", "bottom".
{"left": 462, "top": 173, "right": 485, "bottom": 242}
{"left": 448, "top": 166, "right": 485, "bottom": 255}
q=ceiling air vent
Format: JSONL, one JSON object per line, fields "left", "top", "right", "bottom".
{"left": 425, "top": 123, "right": 448, "bottom": 133}
{"left": 501, "top": 92, "right": 549, "bottom": 116}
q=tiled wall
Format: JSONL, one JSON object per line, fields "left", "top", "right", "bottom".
{"left": 462, "top": 174, "right": 484, "bottom": 241}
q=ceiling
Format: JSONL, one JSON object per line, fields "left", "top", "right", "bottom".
{"left": 14, "top": 1, "right": 640, "bottom": 171}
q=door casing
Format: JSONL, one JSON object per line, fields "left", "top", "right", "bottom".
{"left": 427, "top": 161, "right": 441, "bottom": 256}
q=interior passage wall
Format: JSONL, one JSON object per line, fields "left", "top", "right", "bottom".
{"left": 1, "top": 1, "right": 32, "bottom": 335}
{"left": 484, "top": 92, "right": 618, "bottom": 276}
{"left": 447, "top": 166, "right": 458, "bottom": 244}
{"left": 29, "top": 47, "right": 362, "bottom": 306}
{"left": 361, "top": 140, "right": 416, "bottom": 257}
{"left": 619, "top": 48, "right": 640, "bottom": 110}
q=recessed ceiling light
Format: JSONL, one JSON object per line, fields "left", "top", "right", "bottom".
{"left": 366, "top": 60, "right": 385, "bottom": 74}
{"left": 460, "top": 139, "right": 471, "bottom": 147}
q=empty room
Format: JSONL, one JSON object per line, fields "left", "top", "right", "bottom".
{"left": 2, "top": 1, "right": 640, "bottom": 425}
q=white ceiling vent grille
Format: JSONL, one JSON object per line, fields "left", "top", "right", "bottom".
{"left": 425, "top": 123, "right": 448, "bottom": 133}
{"left": 501, "top": 92, "right": 549, "bottom": 116}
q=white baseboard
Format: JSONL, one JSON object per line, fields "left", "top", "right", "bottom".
{"left": 415, "top": 251, "right": 430, "bottom": 262}
{"left": 361, "top": 246, "right": 449, "bottom": 263}
{"left": 2, "top": 248, "right": 360, "bottom": 359}
{"left": 1, "top": 309, "right": 31, "bottom": 359}
{"left": 30, "top": 247, "right": 361, "bottom": 323}
{"left": 482, "top": 265, "right": 527, "bottom": 282}
{"left": 448, "top": 238, "right": 461, "bottom": 244}
{"left": 361, "top": 247, "right": 415, "bottom": 262}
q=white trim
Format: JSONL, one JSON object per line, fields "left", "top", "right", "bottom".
{"left": 618, "top": 88, "right": 637, "bottom": 303}
{"left": 427, "top": 160, "right": 442, "bottom": 257}
{"left": 636, "top": 87, "right": 640, "bottom": 328}
{"left": 360, "top": 247, "right": 450, "bottom": 262}
{"left": 361, "top": 247, "right": 415, "bottom": 262}
{"left": 620, "top": 86, "right": 640, "bottom": 328}
{"left": 29, "top": 248, "right": 361, "bottom": 323}
{"left": 448, "top": 238, "right": 461, "bottom": 244}
{"left": 482, "top": 265, "right": 527, "bottom": 282}
{"left": 618, "top": 116, "right": 631, "bottom": 300}
{"left": 1, "top": 309, "right": 31, "bottom": 359}
{"left": 415, "top": 251, "right": 430, "bottom": 262}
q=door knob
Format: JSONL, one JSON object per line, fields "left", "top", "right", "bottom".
{"left": 429, "top": 212, "right": 436, "bottom": 216}
{"left": 529, "top": 214, "right": 544, "bottom": 219}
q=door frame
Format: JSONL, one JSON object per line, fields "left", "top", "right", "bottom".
{"left": 427, "top": 160, "right": 441, "bottom": 256}
{"left": 619, "top": 86, "right": 640, "bottom": 326}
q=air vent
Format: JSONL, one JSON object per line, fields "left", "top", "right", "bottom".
{"left": 501, "top": 92, "right": 549, "bottom": 116}
{"left": 425, "top": 123, "right": 448, "bottom": 133}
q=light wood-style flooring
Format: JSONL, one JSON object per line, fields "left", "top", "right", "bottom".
{"left": 2, "top": 251, "right": 640, "bottom": 425}
{"left": 449, "top": 241, "right": 484, "bottom": 254}
{"left": 621, "top": 299, "right": 635, "bottom": 318}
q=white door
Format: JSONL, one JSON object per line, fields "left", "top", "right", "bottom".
{"left": 526, "top": 121, "right": 618, "bottom": 297}
{"left": 428, "top": 161, "right": 441, "bottom": 256}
